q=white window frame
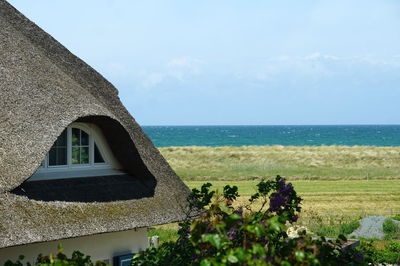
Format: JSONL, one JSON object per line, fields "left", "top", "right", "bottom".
{"left": 30, "top": 122, "right": 123, "bottom": 181}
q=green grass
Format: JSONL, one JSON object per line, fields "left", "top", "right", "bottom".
{"left": 363, "top": 240, "right": 400, "bottom": 264}
{"left": 153, "top": 146, "right": 400, "bottom": 243}
{"left": 312, "top": 220, "right": 360, "bottom": 238}
{"left": 383, "top": 219, "right": 400, "bottom": 240}
{"left": 392, "top": 214, "right": 400, "bottom": 221}
{"left": 149, "top": 224, "right": 180, "bottom": 243}
{"left": 159, "top": 145, "right": 400, "bottom": 180}
{"left": 187, "top": 180, "right": 400, "bottom": 217}
{"left": 151, "top": 180, "right": 400, "bottom": 243}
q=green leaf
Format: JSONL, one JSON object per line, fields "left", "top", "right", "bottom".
{"left": 200, "top": 259, "right": 212, "bottom": 266}
{"left": 229, "top": 213, "right": 242, "bottom": 220}
{"left": 295, "top": 250, "right": 305, "bottom": 261}
{"left": 227, "top": 254, "right": 239, "bottom": 263}
{"left": 253, "top": 224, "right": 263, "bottom": 237}
{"left": 202, "top": 234, "right": 222, "bottom": 249}
{"left": 268, "top": 216, "right": 282, "bottom": 232}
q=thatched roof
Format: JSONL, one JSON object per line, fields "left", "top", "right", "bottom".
{"left": 0, "top": 0, "right": 190, "bottom": 249}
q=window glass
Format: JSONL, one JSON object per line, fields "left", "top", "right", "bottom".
{"left": 81, "top": 147, "right": 89, "bottom": 164}
{"left": 41, "top": 125, "right": 111, "bottom": 171}
{"left": 81, "top": 131, "right": 89, "bottom": 146}
{"left": 72, "top": 147, "right": 80, "bottom": 164}
{"left": 72, "top": 128, "right": 80, "bottom": 146}
{"left": 94, "top": 143, "right": 105, "bottom": 163}
{"left": 48, "top": 129, "right": 67, "bottom": 166}
{"left": 71, "top": 128, "right": 90, "bottom": 165}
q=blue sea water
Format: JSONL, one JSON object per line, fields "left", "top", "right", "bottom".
{"left": 142, "top": 125, "right": 400, "bottom": 147}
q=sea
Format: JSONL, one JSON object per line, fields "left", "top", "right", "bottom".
{"left": 142, "top": 125, "right": 400, "bottom": 147}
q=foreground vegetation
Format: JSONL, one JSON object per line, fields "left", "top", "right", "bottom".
{"left": 151, "top": 180, "right": 400, "bottom": 240}
{"left": 6, "top": 178, "right": 400, "bottom": 265}
{"left": 160, "top": 145, "right": 400, "bottom": 180}
{"left": 149, "top": 179, "right": 400, "bottom": 264}
{"left": 186, "top": 180, "right": 400, "bottom": 218}
{"left": 136, "top": 177, "right": 368, "bottom": 265}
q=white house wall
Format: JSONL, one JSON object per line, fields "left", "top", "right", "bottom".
{"left": 0, "top": 228, "right": 148, "bottom": 264}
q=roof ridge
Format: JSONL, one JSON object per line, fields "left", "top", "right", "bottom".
{"left": 0, "top": 0, "right": 120, "bottom": 101}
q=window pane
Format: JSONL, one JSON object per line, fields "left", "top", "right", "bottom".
{"left": 94, "top": 143, "right": 105, "bottom": 163}
{"left": 72, "top": 147, "right": 80, "bottom": 164}
{"left": 48, "top": 148, "right": 57, "bottom": 166}
{"left": 81, "top": 147, "right": 89, "bottom": 164}
{"left": 57, "top": 147, "right": 67, "bottom": 165}
{"left": 49, "top": 147, "right": 67, "bottom": 166}
{"left": 55, "top": 129, "right": 67, "bottom": 146}
{"left": 72, "top": 128, "right": 80, "bottom": 146}
{"left": 81, "top": 130, "right": 89, "bottom": 146}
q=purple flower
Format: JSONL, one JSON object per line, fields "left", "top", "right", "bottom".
{"left": 265, "top": 256, "right": 273, "bottom": 262}
{"left": 290, "top": 214, "right": 299, "bottom": 223}
{"left": 279, "top": 183, "right": 294, "bottom": 195}
{"left": 234, "top": 207, "right": 243, "bottom": 217}
{"left": 227, "top": 227, "right": 238, "bottom": 240}
{"left": 269, "top": 192, "right": 286, "bottom": 211}
{"left": 269, "top": 179, "right": 296, "bottom": 212}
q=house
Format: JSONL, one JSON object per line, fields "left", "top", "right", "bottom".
{"left": 0, "top": 0, "right": 190, "bottom": 264}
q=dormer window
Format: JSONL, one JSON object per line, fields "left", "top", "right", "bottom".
{"left": 48, "top": 129, "right": 67, "bottom": 166}
{"left": 72, "top": 128, "right": 90, "bottom": 164}
{"left": 30, "top": 123, "right": 122, "bottom": 181}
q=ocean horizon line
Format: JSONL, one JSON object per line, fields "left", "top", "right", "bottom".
{"left": 142, "top": 124, "right": 400, "bottom": 127}
{"left": 142, "top": 125, "right": 400, "bottom": 147}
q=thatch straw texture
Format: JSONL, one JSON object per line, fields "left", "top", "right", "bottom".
{"left": 0, "top": 0, "right": 190, "bottom": 248}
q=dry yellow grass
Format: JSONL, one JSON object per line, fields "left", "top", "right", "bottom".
{"left": 185, "top": 180, "right": 400, "bottom": 217}
{"left": 153, "top": 146, "right": 400, "bottom": 241}
{"left": 160, "top": 145, "right": 400, "bottom": 180}
{"left": 152, "top": 180, "right": 400, "bottom": 242}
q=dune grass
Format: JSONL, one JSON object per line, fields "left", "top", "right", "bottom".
{"left": 159, "top": 145, "right": 400, "bottom": 180}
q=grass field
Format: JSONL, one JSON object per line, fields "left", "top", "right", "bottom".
{"left": 152, "top": 146, "right": 400, "bottom": 242}
{"left": 159, "top": 145, "right": 400, "bottom": 180}
{"left": 151, "top": 180, "right": 400, "bottom": 242}
{"left": 185, "top": 180, "right": 400, "bottom": 217}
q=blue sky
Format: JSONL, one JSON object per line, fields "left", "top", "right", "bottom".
{"left": 8, "top": 0, "right": 400, "bottom": 125}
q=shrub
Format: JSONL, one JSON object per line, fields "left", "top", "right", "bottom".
{"left": 360, "top": 240, "right": 400, "bottom": 264}
{"left": 313, "top": 220, "right": 360, "bottom": 238}
{"left": 392, "top": 214, "right": 400, "bottom": 221}
{"left": 383, "top": 219, "right": 400, "bottom": 240}
{"left": 4, "top": 244, "right": 107, "bottom": 266}
{"left": 132, "top": 176, "right": 368, "bottom": 265}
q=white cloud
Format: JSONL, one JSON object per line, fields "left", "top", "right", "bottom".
{"left": 304, "top": 53, "right": 338, "bottom": 60}
{"left": 139, "top": 72, "right": 166, "bottom": 88}
{"left": 167, "top": 56, "right": 204, "bottom": 76}
{"left": 254, "top": 53, "right": 400, "bottom": 83}
{"left": 136, "top": 57, "right": 205, "bottom": 88}
{"left": 167, "top": 56, "right": 203, "bottom": 67}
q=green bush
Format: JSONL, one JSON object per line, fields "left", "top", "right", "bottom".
{"left": 360, "top": 240, "right": 400, "bottom": 264}
{"left": 132, "top": 176, "right": 369, "bottom": 265}
{"left": 383, "top": 219, "right": 400, "bottom": 240}
{"left": 313, "top": 220, "right": 360, "bottom": 238}
{"left": 392, "top": 214, "right": 400, "bottom": 221}
{"left": 4, "top": 244, "right": 107, "bottom": 266}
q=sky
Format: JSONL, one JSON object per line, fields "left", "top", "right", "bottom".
{"left": 8, "top": 0, "right": 400, "bottom": 125}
